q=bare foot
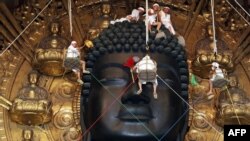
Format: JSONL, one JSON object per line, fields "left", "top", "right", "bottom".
{"left": 77, "top": 79, "right": 83, "bottom": 85}
{"left": 153, "top": 93, "right": 158, "bottom": 99}
{"left": 136, "top": 89, "right": 142, "bottom": 95}
{"left": 83, "top": 70, "right": 90, "bottom": 74}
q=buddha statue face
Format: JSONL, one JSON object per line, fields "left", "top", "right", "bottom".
{"left": 81, "top": 22, "right": 188, "bottom": 141}
{"left": 101, "top": 3, "right": 111, "bottom": 15}
{"left": 22, "top": 129, "right": 33, "bottom": 140}
{"left": 228, "top": 74, "right": 238, "bottom": 87}
{"left": 84, "top": 53, "right": 187, "bottom": 141}
{"left": 50, "top": 22, "right": 59, "bottom": 34}
{"left": 28, "top": 71, "right": 38, "bottom": 85}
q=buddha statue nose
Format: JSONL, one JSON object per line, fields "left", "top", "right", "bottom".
{"left": 121, "top": 84, "right": 151, "bottom": 105}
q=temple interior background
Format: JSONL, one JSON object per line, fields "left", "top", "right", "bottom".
{"left": 0, "top": 0, "right": 249, "bottom": 140}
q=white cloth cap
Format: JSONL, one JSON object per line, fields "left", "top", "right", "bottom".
{"left": 71, "top": 41, "right": 77, "bottom": 45}
{"left": 212, "top": 62, "right": 219, "bottom": 68}
{"left": 153, "top": 3, "right": 159, "bottom": 7}
{"left": 138, "top": 7, "right": 145, "bottom": 12}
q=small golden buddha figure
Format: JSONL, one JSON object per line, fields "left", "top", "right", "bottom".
{"left": 22, "top": 129, "right": 33, "bottom": 141}
{"left": 215, "top": 76, "right": 250, "bottom": 126}
{"left": 88, "top": 1, "right": 113, "bottom": 40}
{"left": 34, "top": 21, "right": 70, "bottom": 76}
{"left": 10, "top": 70, "right": 52, "bottom": 125}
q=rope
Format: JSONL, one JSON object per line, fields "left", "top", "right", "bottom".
{"left": 157, "top": 75, "right": 223, "bottom": 136}
{"left": 146, "top": 0, "right": 149, "bottom": 46}
{"left": 225, "top": 86, "right": 241, "bottom": 125}
{"left": 234, "top": 0, "right": 250, "bottom": 17}
{"left": 78, "top": 76, "right": 138, "bottom": 140}
{"left": 159, "top": 109, "right": 189, "bottom": 141}
{"left": 211, "top": 0, "right": 217, "bottom": 54}
{"left": 225, "top": 0, "right": 250, "bottom": 25}
{"left": 0, "top": 0, "right": 53, "bottom": 56}
{"left": 68, "top": 0, "right": 73, "bottom": 36}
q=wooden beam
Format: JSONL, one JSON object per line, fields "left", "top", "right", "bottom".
{"left": 182, "top": 1, "right": 197, "bottom": 35}
{"left": 184, "top": 0, "right": 205, "bottom": 39}
{"left": 0, "top": 2, "right": 31, "bottom": 48}
{"left": 0, "top": 12, "right": 29, "bottom": 52}
{"left": 235, "top": 26, "right": 250, "bottom": 48}
{"left": 234, "top": 43, "right": 250, "bottom": 64}
{"left": 233, "top": 32, "right": 250, "bottom": 63}
{"left": 0, "top": 24, "right": 32, "bottom": 63}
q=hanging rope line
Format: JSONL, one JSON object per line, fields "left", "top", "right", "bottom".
{"left": 145, "top": 0, "right": 149, "bottom": 46}
{"left": 234, "top": 0, "right": 250, "bottom": 17}
{"left": 159, "top": 109, "right": 189, "bottom": 141}
{"left": 68, "top": 0, "right": 73, "bottom": 36}
{"left": 78, "top": 76, "right": 141, "bottom": 140}
{"left": 79, "top": 73, "right": 160, "bottom": 141}
{"left": 211, "top": 0, "right": 217, "bottom": 54}
{"left": 225, "top": 0, "right": 250, "bottom": 25}
{"left": 0, "top": 0, "right": 53, "bottom": 56}
{"left": 225, "top": 86, "right": 241, "bottom": 125}
{"left": 157, "top": 75, "right": 223, "bottom": 136}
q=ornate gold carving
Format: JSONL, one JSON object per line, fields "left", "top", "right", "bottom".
{"left": 61, "top": 127, "right": 81, "bottom": 141}
{"left": 185, "top": 129, "right": 206, "bottom": 141}
{"left": 216, "top": 85, "right": 250, "bottom": 126}
{"left": 56, "top": 81, "right": 76, "bottom": 99}
{"left": 72, "top": 86, "right": 82, "bottom": 132}
{"left": 201, "top": 0, "right": 248, "bottom": 32}
{"left": 10, "top": 70, "right": 52, "bottom": 125}
{"left": 34, "top": 22, "right": 70, "bottom": 76}
{"left": 53, "top": 109, "right": 74, "bottom": 129}
{"left": 192, "top": 36, "right": 233, "bottom": 78}
{"left": 0, "top": 47, "right": 23, "bottom": 140}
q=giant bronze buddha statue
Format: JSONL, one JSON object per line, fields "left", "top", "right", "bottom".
{"left": 80, "top": 21, "right": 189, "bottom": 141}
{"left": 10, "top": 70, "right": 52, "bottom": 125}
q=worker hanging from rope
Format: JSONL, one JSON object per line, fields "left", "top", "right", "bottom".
{"left": 65, "top": 41, "right": 90, "bottom": 85}
{"left": 133, "top": 55, "right": 158, "bottom": 99}
{"left": 65, "top": 0, "right": 89, "bottom": 85}
{"left": 209, "top": 0, "right": 228, "bottom": 88}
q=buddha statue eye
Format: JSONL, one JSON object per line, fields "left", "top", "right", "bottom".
{"left": 100, "top": 78, "right": 128, "bottom": 87}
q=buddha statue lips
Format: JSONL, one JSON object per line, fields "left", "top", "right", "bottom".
{"left": 81, "top": 21, "right": 189, "bottom": 141}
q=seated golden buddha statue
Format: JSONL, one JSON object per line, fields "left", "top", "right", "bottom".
{"left": 215, "top": 74, "right": 250, "bottom": 126}
{"left": 10, "top": 70, "right": 52, "bottom": 125}
{"left": 34, "top": 22, "right": 70, "bottom": 76}
{"left": 192, "top": 26, "right": 233, "bottom": 79}
{"left": 88, "top": 1, "right": 113, "bottom": 40}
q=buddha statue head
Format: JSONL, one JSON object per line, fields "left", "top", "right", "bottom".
{"left": 22, "top": 129, "right": 33, "bottom": 141}
{"left": 81, "top": 21, "right": 189, "bottom": 141}
{"left": 50, "top": 22, "right": 60, "bottom": 35}
{"left": 216, "top": 86, "right": 250, "bottom": 126}
{"left": 28, "top": 70, "right": 39, "bottom": 86}
{"left": 101, "top": 2, "right": 111, "bottom": 16}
